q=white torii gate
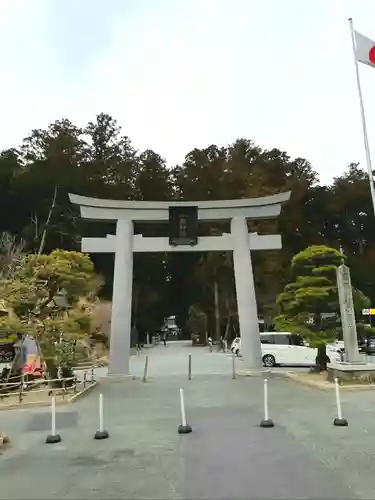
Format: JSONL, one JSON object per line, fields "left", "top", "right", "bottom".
{"left": 69, "top": 192, "right": 291, "bottom": 377}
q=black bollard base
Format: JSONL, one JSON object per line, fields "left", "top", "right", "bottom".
{"left": 260, "top": 418, "right": 274, "bottom": 428}
{"left": 45, "top": 433, "right": 62, "bottom": 444}
{"left": 178, "top": 424, "right": 192, "bottom": 434}
{"left": 94, "top": 429, "right": 109, "bottom": 440}
{"left": 333, "top": 417, "right": 348, "bottom": 427}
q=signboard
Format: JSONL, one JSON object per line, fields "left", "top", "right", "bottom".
{"left": 169, "top": 206, "right": 198, "bottom": 246}
{"left": 321, "top": 312, "right": 337, "bottom": 319}
{"left": 362, "top": 309, "right": 375, "bottom": 315}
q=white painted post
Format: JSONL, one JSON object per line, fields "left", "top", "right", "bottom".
{"left": 335, "top": 378, "right": 342, "bottom": 419}
{"left": 180, "top": 388, "right": 187, "bottom": 427}
{"left": 45, "top": 395, "right": 61, "bottom": 443}
{"left": 94, "top": 392, "right": 109, "bottom": 439}
{"left": 263, "top": 379, "right": 269, "bottom": 421}
{"left": 231, "top": 216, "right": 262, "bottom": 370}
{"left": 177, "top": 387, "right": 192, "bottom": 434}
{"left": 232, "top": 354, "right": 236, "bottom": 379}
{"left": 333, "top": 377, "right": 348, "bottom": 426}
{"left": 260, "top": 378, "right": 274, "bottom": 428}
{"left": 108, "top": 218, "right": 134, "bottom": 377}
{"left": 51, "top": 395, "right": 57, "bottom": 436}
{"left": 99, "top": 393, "right": 104, "bottom": 432}
{"left": 143, "top": 355, "right": 149, "bottom": 383}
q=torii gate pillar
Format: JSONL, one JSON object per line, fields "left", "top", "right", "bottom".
{"left": 69, "top": 192, "right": 291, "bottom": 377}
{"left": 110, "top": 218, "right": 133, "bottom": 377}
{"left": 231, "top": 216, "right": 262, "bottom": 369}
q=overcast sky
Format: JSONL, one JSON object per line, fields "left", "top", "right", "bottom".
{"left": 1, "top": 0, "right": 375, "bottom": 185}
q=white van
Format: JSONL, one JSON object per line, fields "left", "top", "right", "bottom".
{"left": 230, "top": 332, "right": 342, "bottom": 367}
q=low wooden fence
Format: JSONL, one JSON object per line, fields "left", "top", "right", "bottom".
{"left": 0, "top": 367, "right": 96, "bottom": 407}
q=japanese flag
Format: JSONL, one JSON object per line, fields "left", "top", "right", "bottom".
{"left": 354, "top": 30, "right": 375, "bottom": 68}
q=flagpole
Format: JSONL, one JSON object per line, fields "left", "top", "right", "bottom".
{"left": 349, "top": 18, "right": 375, "bottom": 216}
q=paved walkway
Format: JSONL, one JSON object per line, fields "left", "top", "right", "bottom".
{"left": 1, "top": 342, "right": 375, "bottom": 498}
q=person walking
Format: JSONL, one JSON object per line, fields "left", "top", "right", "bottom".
{"left": 223, "top": 338, "right": 228, "bottom": 352}
{"left": 219, "top": 336, "right": 225, "bottom": 352}
{"left": 131, "top": 324, "right": 139, "bottom": 352}
{"left": 162, "top": 331, "right": 167, "bottom": 347}
{"left": 208, "top": 337, "right": 213, "bottom": 352}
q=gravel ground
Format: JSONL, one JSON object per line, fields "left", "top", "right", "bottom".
{"left": 0, "top": 343, "right": 375, "bottom": 499}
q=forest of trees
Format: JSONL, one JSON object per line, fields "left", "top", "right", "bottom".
{"left": 1, "top": 112, "right": 374, "bottom": 340}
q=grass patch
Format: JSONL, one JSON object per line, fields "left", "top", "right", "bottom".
{"left": 287, "top": 371, "right": 375, "bottom": 391}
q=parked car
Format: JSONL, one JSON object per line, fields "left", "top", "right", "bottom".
{"left": 358, "top": 337, "right": 367, "bottom": 353}
{"left": 363, "top": 335, "right": 375, "bottom": 355}
{"left": 230, "top": 332, "right": 342, "bottom": 367}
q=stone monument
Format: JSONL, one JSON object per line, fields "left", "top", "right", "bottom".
{"left": 336, "top": 263, "right": 362, "bottom": 364}
{"left": 328, "top": 262, "right": 375, "bottom": 383}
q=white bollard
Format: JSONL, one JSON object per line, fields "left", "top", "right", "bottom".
{"left": 180, "top": 388, "right": 187, "bottom": 427}
{"left": 45, "top": 396, "right": 62, "bottom": 443}
{"left": 51, "top": 396, "right": 56, "bottom": 435}
{"left": 94, "top": 393, "right": 109, "bottom": 439}
{"left": 260, "top": 378, "right": 274, "bottom": 428}
{"left": 99, "top": 394, "right": 104, "bottom": 430}
{"left": 178, "top": 388, "right": 192, "bottom": 434}
{"left": 143, "top": 355, "right": 149, "bottom": 382}
{"left": 232, "top": 354, "right": 236, "bottom": 379}
{"left": 333, "top": 377, "right": 348, "bottom": 426}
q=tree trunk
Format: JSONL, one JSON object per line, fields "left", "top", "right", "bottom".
{"left": 37, "top": 184, "right": 58, "bottom": 255}
{"left": 213, "top": 277, "right": 220, "bottom": 341}
{"left": 224, "top": 314, "right": 230, "bottom": 341}
{"left": 224, "top": 296, "right": 236, "bottom": 342}
{"left": 315, "top": 344, "right": 330, "bottom": 372}
{"left": 133, "top": 286, "right": 140, "bottom": 325}
{"left": 45, "top": 358, "right": 60, "bottom": 388}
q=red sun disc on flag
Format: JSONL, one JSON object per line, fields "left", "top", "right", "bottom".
{"left": 369, "top": 46, "right": 375, "bottom": 64}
